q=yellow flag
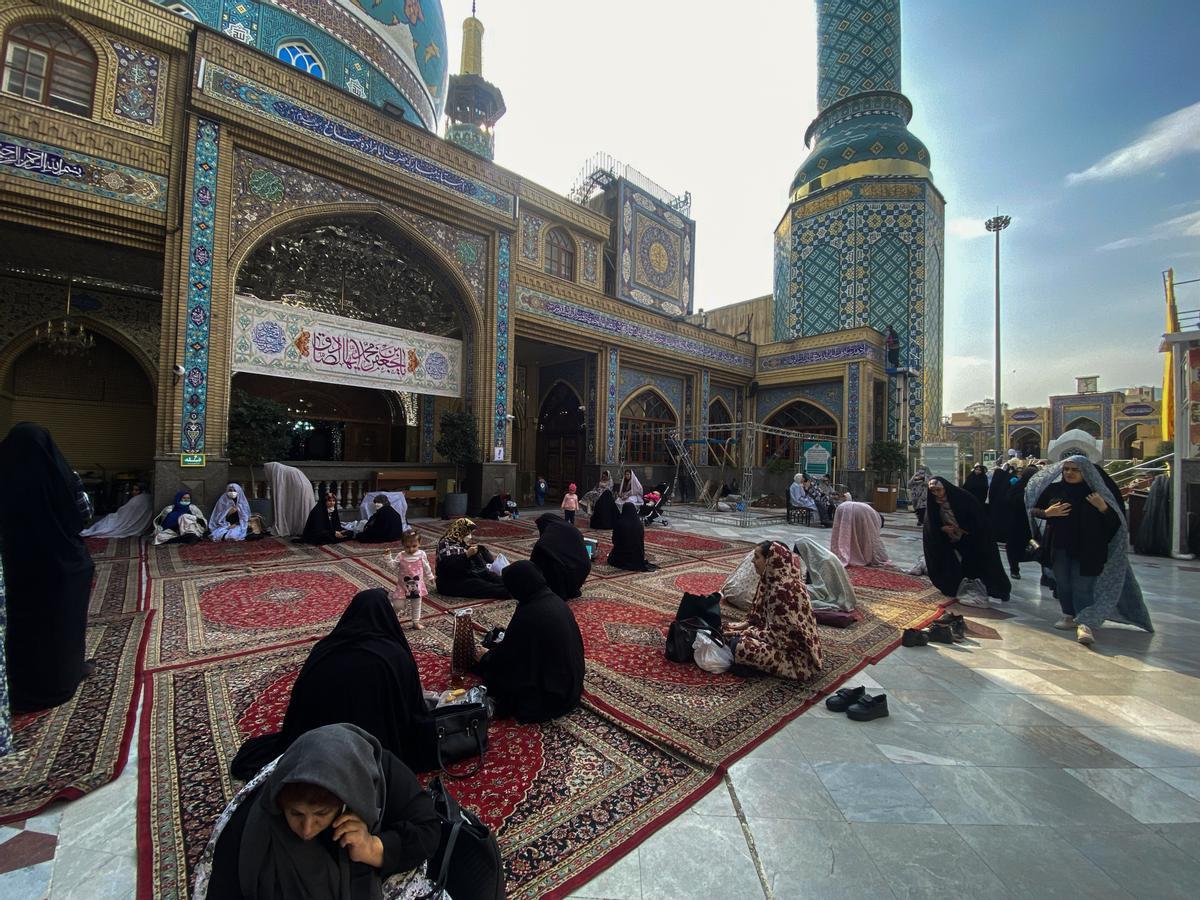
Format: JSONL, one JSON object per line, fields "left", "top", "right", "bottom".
{"left": 1162, "top": 269, "right": 1180, "bottom": 441}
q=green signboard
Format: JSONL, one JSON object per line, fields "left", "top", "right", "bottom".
{"left": 180, "top": 453, "right": 206, "bottom": 467}
{"left": 802, "top": 440, "right": 833, "bottom": 476}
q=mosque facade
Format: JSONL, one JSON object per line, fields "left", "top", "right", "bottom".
{"left": 0, "top": 0, "right": 945, "bottom": 512}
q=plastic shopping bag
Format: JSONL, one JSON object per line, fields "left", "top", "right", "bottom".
{"left": 692, "top": 632, "right": 733, "bottom": 674}
{"left": 487, "top": 554, "right": 510, "bottom": 575}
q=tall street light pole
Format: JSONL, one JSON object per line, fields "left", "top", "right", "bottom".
{"left": 985, "top": 214, "right": 1011, "bottom": 461}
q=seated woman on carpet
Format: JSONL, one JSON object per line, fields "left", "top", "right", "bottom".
{"left": 299, "top": 493, "right": 352, "bottom": 545}
{"left": 530, "top": 513, "right": 591, "bottom": 600}
{"left": 615, "top": 469, "right": 644, "bottom": 509}
{"left": 923, "top": 476, "right": 1011, "bottom": 606}
{"left": 356, "top": 495, "right": 406, "bottom": 544}
{"left": 200, "top": 723, "right": 441, "bottom": 900}
{"left": 588, "top": 486, "right": 619, "bottom": 530}
{"left": 788, "top": 473, "right": 819, "bottom": 520}
{"left": 263, "top": 462, "right": 315, "bottom": 539}
{"left": 606, "top": 503, "right": 656, "bottom": 572}
{"left": 153, "top": 489, "right": 208, "bottom": 545}
{"left": 479, "top": 490, "right": 517, "bottom": 520}
{"left": 80, "top": 482, "right": 153, "bottom": 539}
{"left": 435, "top": 518, "right": 510, "bottom": 599}
{"left": 580, "top": 470, "right": 614, "bottom": 516}
{"left": 474, "top": 561, "right": 585, "bottom": 723}
{"left": 830, "top": 500, "right": 893, "bottom": 568}
{"left": 230, "top": 589, "right": 437, "bottom": 781}
{"left": 721, "top": 538, "right": 857, "bottom": 620}
{"left": 725, "top": 541, "right": 823, "bottom": 680}
{"left": 209, "top": 483, "right": 251, "bottom": 542}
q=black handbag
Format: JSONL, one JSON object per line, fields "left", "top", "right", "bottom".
{"left": 665, "top": 616, "right": 718, "bottom": 664}
{"left": 430, "top": 699, "right": 490, "bottom": 778}
{"left": 674, "top": 591, "right": 722, "bottom": 632}
{"left": 422, "top": 777, "right": 506, "bottom": 900}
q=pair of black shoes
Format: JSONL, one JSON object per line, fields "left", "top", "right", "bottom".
{"left": 902, "top": 612, "right": 965, "bottom": 647}
{"left": 825, "top": 686, "right": 889, "bottom": 721}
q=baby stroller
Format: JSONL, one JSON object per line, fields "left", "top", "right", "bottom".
{"left": 640, "top": 481, "right": 673, "bottom": 526}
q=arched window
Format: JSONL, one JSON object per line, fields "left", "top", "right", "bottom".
{"left": 1064, "top": 417, "right": 1101, "bottom": 440}
{"left": 761, "top": 400, "right": 838, "bottom": 464}
{"left": 544, "top": 227, "right": 575, "bottom": 281}
{"left": 277, "top": 41, "right": 325, "bottom": 79}
{"left": 163, "top": 2, "right": 198, "bottom": 19}
{"left": 621, "top": 390, "right": 676, "bottom": 464}
{"left": 2, "top": 21, "right": 97, "bottom": 117}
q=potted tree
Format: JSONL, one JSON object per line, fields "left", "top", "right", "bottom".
{"left": 226, "top": 388, "right": 292, "bottom": 524}
{"left": 867, "top": 440, "right": 907, "bottom": 514}
{"left": 435, "top": 409, "right": 479, "bottom": 518}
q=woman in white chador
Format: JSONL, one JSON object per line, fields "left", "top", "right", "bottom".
{"left": 209, "top": 483, "right": 251, "bottom": 541}
{"left": 263, "top": 461, "right": 315, "bottom": 538}
{"left": 80, "top": 483, "right": 153, "bottom": 539}
{"left": 153, "top": 490, "right": 207, "bottom": 545}
{"left": 615, "top": 468, "right": 644, "bottom": 509}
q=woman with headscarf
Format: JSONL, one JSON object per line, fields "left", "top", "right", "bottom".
{"left": 788, "top": 473, "right": 818, "bottom": 523}
{"left": 606, "top": 503, "right": 656, "bottom": 571}
{"left": 615, "top": 468, "right": 644, "bottom": 509}
{"left": 830, "top": 501, "right": 892, "bottom": 568}
{"left": 588, "top": 486, "right": 619, "bottom": 530}
{"left": 987, "top": 465, "right": 1012, "bottom": 543}
{"left": 923, "top": 476, "right": 1011, "bottom": 605}
{"left": 209, "top": 483, "right": 252, "bottom": 542}
{"left": 1005, "top": 464, "right": 1039, "bottom": 579}
{"left": 435, "top": 518, "right": 510, "bottom": 599}
{"left": 80, "top": 482, "right": 153, "bottom": 539}
{"left": 153, "top": 489, "right": 208, "bottom": 544}
{"left": 581, "top": 470, "right": 614, "bottom": 516}
{"left": 962, "top": 464, "right": 989, "bottom": 505}
{"left": 264, "top": 461, "right": 316, "bottom": 538}
{"left": 199, "top": 723, "right": 441, "bottom": 900}
{"left": 300, "top": 494, "right": 352, "bottom": 545}
{"left": 475, "top": 561, "right": 585, "bottom": 723}
{"left": 230, "top": 589, "right": 437, "bottom": 781}
{"left": 908, "top": 467, "right": 929, "bottom": 525}
{"left": 791, "top": 536, "right": 858, "bottom": 613}
{"left": 725, "top": 541, "right": 823, "bottom": 681}
{"left": 0, "top": 423, "right": 94, "bottom": 712}
{"left": 478, "top": 491, "right": 511, "bottom": 520}
{"left": 1027, "top": 455, "right": 1152, "bottom": 645}
{"left": 530, "top": 513, "right": 591, "bottom": 600}
{"left": 356, "top": 495, "right": 406, "bottom": 544}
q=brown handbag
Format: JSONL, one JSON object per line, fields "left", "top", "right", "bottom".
{"left": 451, "top": 607, "right": 476, "bottom": 677}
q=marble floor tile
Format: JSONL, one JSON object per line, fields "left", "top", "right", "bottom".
{"left": 1066, "top": 767, "right": 1200, "bottom": 824}
{"left": 566, "top": 848, "right": 641, "bottom": 900}
{"left": 882, "top": 690, "right": 996, "bottom": 725}
{"left": 22, "top": 808, "right": 64, "bottom": 837}
{"left": 999, "top": 725, "right": 1136, "bottom": 769}
{"left": 1079, "top": 726, "right": 1200, "bottom": 768}
{"left": 0, "top": 859, "right": 51, "bottom": 899}
{"left": 1154, "top": 823, "right": 1200, "bottom": 862}
{"left": 727, "top": 757, "right": 844, "bottom": 821}
{"left": 958, "top": 691, "right": 1067, "bottom": 725}
{"left": 851, "top": 822, "right": 1010, "bottom": 900}
{"left": 1148, "top": 767, "right": 1200, "bottom": 802}
{"left": 898, "top": 764, "right": 1045, "bottom": 826}
{"left": 869, "top": 722, "right": 1056, "bottom": 768}
{"left": 55, "top": 776, "right": 137, "bottom": 856}
{"left": 1056, "top": 827, "right": 1197, "bottom": 900}
{"left": 740, "top": 721, "right": 809, "bottom": 765}
{"left": 637, "top": 814, "right": 763, "bottom": 899}
{"left": 746, "top": 817, "right": 895, "bottom": 900}
{"left": 788, "top": 716, "right": 890, "bottom": 765}
{"left": 48, "top": 846, "right": 136, "bottom": 900}
{"left": 812, "top": 762, "right": 945, "bottom": 824}
{"left": 954, "top": 825, "right": 1132, "bottom": 898}
{"left": 687, "top": 778, "right": 738, "bottom": 817}
{"left": 972, "top": 667, "right": 1070, "bottom": 694}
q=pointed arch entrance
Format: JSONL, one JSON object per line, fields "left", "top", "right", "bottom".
{"left": 760, "top": 400, "right": 838, "bottom": 465}
{"left": 536, "top": 380, "right": 584, "bottom": 494}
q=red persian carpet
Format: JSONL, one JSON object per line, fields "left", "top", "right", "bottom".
{"left": 144, "top": 536, "right": 330, "bottom": 579}
{"left": 0, "top": 611, "right": 148, "bottom": 824}
{"left": 83, "top": 535, "right": 143, "bottom": 560}
{"left": 90, "top": 558, "right": 144, "bottom": 616}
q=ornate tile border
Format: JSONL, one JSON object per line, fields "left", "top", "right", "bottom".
{"left": 202, "top": 64, "right": 514, "bottom": 218}
{"left": 586, "top": 356, "right": 598, "bottom": 461}
{"left": 846, "top": 362, "right": 861, "bottom": 468}
{"left": 108, "top": 39, "right": 165, "bottom": 129}
{"left": 605, "top": 347, "right": 619, "bottom": 464}
{"left": 699, "top": 369, "right": 710, "bottom": 464}
{"left": 515, "top": 285, "right": 752, "bottom": 372}
{"left": 759, "top": 340, "right": 881, "bottom": 371}
{"left": 421, "top": 395, "right": 435, "bottom": 463}
{"left": 618, "top": 367, "right": 683, "bottom": 415}
{"left": 0, "top": 132, "right": 167, "bottom": 211}
{"left": 180, "top": 119, "right": 220, "bottom": 454}
{"left": 493, "top": 234, "right": 511, "bottom": 453}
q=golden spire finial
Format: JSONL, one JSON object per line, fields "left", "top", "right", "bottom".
{"left": 461, "top": 4, "right": 483, "bottom": 77}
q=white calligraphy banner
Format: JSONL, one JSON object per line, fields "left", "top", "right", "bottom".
{"left": 231, "top": 295, "right": 462, "bottom": 398}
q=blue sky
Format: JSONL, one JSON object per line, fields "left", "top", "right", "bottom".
{"left": 443, "top": 0, "right": 1199, "bottom": 411}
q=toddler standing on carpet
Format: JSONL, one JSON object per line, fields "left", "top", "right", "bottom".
{"left": 386, "top": 529, "right": 435, "bottom": 629}
{"left": 561, "top": 483, "right": 579, "bottom": 525}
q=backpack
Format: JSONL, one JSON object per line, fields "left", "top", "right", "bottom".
{"left": 422, "top": 776, "right": 505, "bottom": 900}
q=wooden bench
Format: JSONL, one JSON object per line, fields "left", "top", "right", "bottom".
{"left": 372, "top": 470, "right": 440, "bottom": 519}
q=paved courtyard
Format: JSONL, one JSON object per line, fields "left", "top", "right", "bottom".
{"left": 3, "top": 510, "right": 1198, "bottom": 899}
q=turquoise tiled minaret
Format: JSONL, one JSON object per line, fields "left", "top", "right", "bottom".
{"left": 773, "top": 0, "right": 944, "bottom": 450}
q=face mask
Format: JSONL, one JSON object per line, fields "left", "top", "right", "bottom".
{"left": 373, "top": 502, "right": 383, "bottom": 510}
{"left": 181, "top": 498, "right": 190, "bottom": 506}
{"left": 227, "top": 491, "right": 238, "bottom": 499}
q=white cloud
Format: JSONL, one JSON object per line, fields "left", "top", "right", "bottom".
{"left": 1097, "top": 206, "right": 1200, "bottom": 251}
{"left": 1067, "top": 100, "right": 1200, "bottom": 185}
{"left": 946, "top": 218, "right": 993, "bottom": 240}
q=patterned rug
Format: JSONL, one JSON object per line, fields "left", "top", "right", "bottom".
{"left": 0, "top": 611, "right": 148, "bottom": 824}
{"left": 143, "top": 559, "right": 390, "bottom": 669}
{"left": 90, "top": 559, "right": 144, "bottom": 616}
{"left": 139, "top": 617, "right": 712, "bottom": 900}
{"left": 145, "top": 536, "right": 330, "bottom": 579}
{"left": 84, "top": 536, "right": 143, "bottom": 560}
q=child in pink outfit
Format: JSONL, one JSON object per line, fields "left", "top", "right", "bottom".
{"left": 561, "top": 483, "right": 579, "bottom": 525}
{"left": 387, "top": 530, "right": 435, "bottom": 629}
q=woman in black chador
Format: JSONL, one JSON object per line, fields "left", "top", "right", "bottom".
{"left": 923, "top": 476, "right": 1011, "bottom": 604}
{"left": 530, "top": 513, "right": 591, "bottom": 600}
{"left": 299, "top": 493, "right": 352, "bottom": 544}
{"left": 606, "top": 503, "right": 656, "bottom": 572}
{"left": 0, "top": 423, "right": 94, "bottom": 711}
{"left": 961, "top": 464, "right": 989, "bottom": 506}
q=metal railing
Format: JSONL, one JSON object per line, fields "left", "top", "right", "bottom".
{"left": 1110, "top": 453, "right": 1171, "bottom": 490}
{"left": 566, "top": 151, "right": 692, "bottom": 215}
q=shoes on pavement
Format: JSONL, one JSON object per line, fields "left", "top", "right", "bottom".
{"left": 934, "top": 613, "right": 966, "bottom": 641}
{"left": 926, "top": 623, "right": 956, "bottom": 644}
{"left": 901, "top": 628, "right": 929, "bottom": 647}
{"left": 825, "top": 685, "right": 867, "bottom": 712}
{"left": 1076, "top": 624, "right": 1095, "bottom": 646}
{"left": 846, "top": 693, "right": 890, "bottom": 722}
{"left": 1053, "top": 615, "right": 1075, "bottom": 630}
{"left": 1010, "top": 568, "right": 1022, "bottom": 579}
